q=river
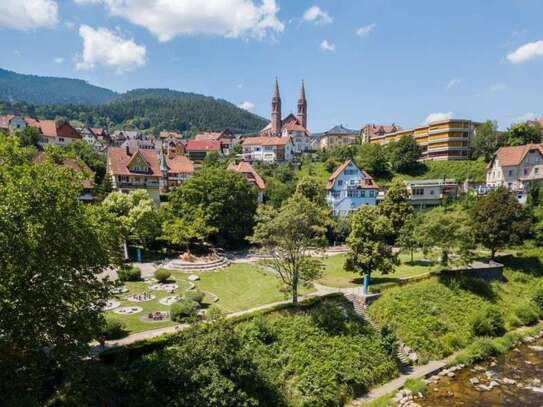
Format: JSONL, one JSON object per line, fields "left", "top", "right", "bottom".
{"left": 417, "top": 338, "right": 543, "bottom": 406}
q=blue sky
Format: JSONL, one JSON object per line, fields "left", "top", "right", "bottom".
{"left": 1, "top": 0, "right": 542, "bottom": 131}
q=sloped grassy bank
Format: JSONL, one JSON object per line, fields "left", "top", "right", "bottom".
{"left": 65, "top": 295, "right": 399, "bottom": 407}
{"left": 368, "top": 249, "right": 543, "bottom": 364}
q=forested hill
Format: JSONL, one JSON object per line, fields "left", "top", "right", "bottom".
{"left": 0, "top": 68, "right": 117, "bottom": 105}
{"left": 0, "top": 80, "right": 268, "bottom": 134}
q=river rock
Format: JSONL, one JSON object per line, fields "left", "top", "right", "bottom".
{"left": 529, "top": 345, "right": 543, "bottom": 352}
{"left": 502, "top": 378, "right": 516, "bottom": 385}
{"left": 469, "top": 377, "right": 480, "bottom": 385}
{"left": 523, "top": 336, "right": 536, "bottom": 343}
{"left": 447, "top": 372, "right": 456, "bottom": 378}
{"left": 528, "top": 386, "right": 543, "bottom": 393}
{"left": 532, "top": 378, "right": 541, "bottom": 385}
{"left": 188, "top": 274, "right": 200, "bottom": 281}
{"left": 489, "top": 380, "right": 500, "bottom": 389}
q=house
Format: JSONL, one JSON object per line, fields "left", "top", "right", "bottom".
{"left": 486, "top": 144, "right": 543, "bottom": 193}
{"left": 326, "top": 160, "right": 379, "bottom": 216}
{"left": 319, "top": 125, "right": 360, "bottom": 150}
{"left": 240, "top": 136, "right": 294, "bottom": 163}
{"left": 159, "top": 151, "right": 194, "bottom": 192}
{"left": 110, "top": 130, "right": 146, "bottom": 147}
{"left": 195, "top": 129, "right": 236, "bottom": 154}
{"left": 367, "top": 119, "right": 479, "bottom": 160}
{"left": 185, "top": 139, "right": 222, "bottom": 161}
{"left": 361, "top": 123, "right": 402, "bottom": 143}
{"left": 228, "top": 161, "right": 266, "bottom": 203}
{"left": 79, "top": 127, "right": 105, "bottom": 151}
{"left": 107, "top": 146, "right": 161, "bottom": 204}
{"left": 25, "top": 118, "right": 81, "bottom": 146}
{"left": 0, "top": 114, "right": 27, "bottom": 133}
{"left": 34, "top": 151, "right": 96, "bottom": 202}
{"left": 160, "top": 130, "right": 183, "bottom": 140}
{"left": 404, "top": 179, "right": 458, "bottom": 209}
{"left": 258, "top": 79, "right": 311, "bottom": 154}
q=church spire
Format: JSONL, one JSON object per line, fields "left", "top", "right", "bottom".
{"left": 297, "top": 80, "right": 307, "bottom": 129}
{"left": 271, "top": 77, "right": 282, "bottom": 136}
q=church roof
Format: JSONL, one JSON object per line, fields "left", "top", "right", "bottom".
{"left": 324, "top": 124, "right": 357, "bottom": 135}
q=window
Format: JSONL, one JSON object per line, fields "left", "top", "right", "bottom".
{"left": 361, "top": 190, "right": 366, "bottom": 198}
{"left": 412, "top": 188, "right": 424, "bottom": 196}
{"left": 508, "top": 170, "right": 513, "bottom": 177}
{"left": 536, "top": 168, "right": 540, "bottom": 175}
{"left": 347, "top": 190, "right": 357, "bottom": 198}
{"left": 338, "top": 180, "right": 343, "bottom": 186}
{"left": 331, "top": 191, "right": 340, "bottom": 199}
{"left": 369, "top": 191, "right": 374, "bottom": 198}
{"left": 58, "top": 137, "right": 65, "bottom": 142}
{"left": 430, "top": 190, "right": 434, "bottom": 195}
{"left": 524, "top": 168, "right": 528, "bottom": 175}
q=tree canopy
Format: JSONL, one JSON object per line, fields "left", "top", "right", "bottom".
{"left": 378, "top": 177, "right": 413, "bottom": 240}
{"left": 386, "top": 135, "right": 422, "bottom": 172}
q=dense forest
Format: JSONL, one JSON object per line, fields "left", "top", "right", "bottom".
{"left": 0, "top": 69, "right": 268, "bottom": 134}
{"left": 0, "top": 68, "right": 117, "bottom": 105}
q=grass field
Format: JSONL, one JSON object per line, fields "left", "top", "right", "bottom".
{"left": 318, "top": 252, "right": 440, "bottom": 289}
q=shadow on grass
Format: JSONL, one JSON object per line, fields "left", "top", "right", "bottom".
{"left": 438, "top": 273, "right": 497, "bottom": 302}
{"left": 497, "top": 254, "right": 543, "bottom": 276}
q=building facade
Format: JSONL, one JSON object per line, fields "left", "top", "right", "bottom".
{"left": 368, "top": 119, "right": 478, "bottom": 160}
{"left": 404, "top": 179, "right": 458, "bottom": 209}
{"left": 240, "top": 136, "right": 294, "bottom": 163}
{"left": 319, "top": 125, "right": 360, "bottom": 150}
{"left": 326, "top": 159, "right": 379, "bottom": 216}
{"left": 228, "top": 161, "right": 266, "bottom": 203}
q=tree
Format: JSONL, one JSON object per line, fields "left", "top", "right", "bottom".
{"left": 295, "top": 176, "right": 326, "bottom": 207}
{"left": 526, "top": 181, "right": 541, "bottom": 209}
{"left": 502, "top": 122, "right": 542, "bottom": 147}
{"left": 416, "top": 207, "right": 474, "bottom": 266}
{"left": 250, "top": 196, "right": 328, "bottom": 304}
{"left": 161, "top": 207, "right": 216, "bottom": 252}
{"left": 169, "top": 167, "right": 257, "bottom": 248}
{"left": 356, "top": 143, "right": 388, "bottom": 176}
{"left": 470, "top": 120, "right": 500, "bottom": 161}
{"left": 344, "top": 206, "right": 398, "bottom": 285}
{"left": 14, "top": 126, "right": 41, "bottom": 147}
{"left": 470, "top": 188, "right": 531, "bottom": 259}
{"left": 387, "top": 135, "right": 422, "bottom": 172}
{"left": 0, "top": 136, "right": 120, "bottom": 397}
{"left": 378, "top": 177, "right": 413, "bottom": 240}
{"left": 397, "top": 215, "right": 418, "bottom": 263}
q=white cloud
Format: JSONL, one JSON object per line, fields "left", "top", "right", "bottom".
{"left": 74, "top": 0, "right": 284, "bottom": 42}
{"left": 424, "top": 112, "right": 453, "bottom": 125}
{"left": 76, "top": 25, "right": 147, "bottom": 73}
{"left": 507, "top": 40, "right": 543, "bottom": 64}
{"left": 238, "top": 101, "right": 255, "bottom": 110}
{"left": 446, "top": 78, "right": 461, "bottom": 90}
{"left": 355, "top": 23, "right": 376, "bottom": 37}
{"left": 320, "top": 39, "right": 335, "bottom": 52}
{"left": 489, "top": 83, "right": 508, "bottom": 92}
{"left": 53, "top": 57, "right": 64, "bottom": 64}
{"left": 513, "top": 112, "right": 537, "bottom": 123}
{"left": 0, "top": 0, "right": 58, "bottom": 30}
{"left": 302, "top": 6, "right": 332, "bottom": 25}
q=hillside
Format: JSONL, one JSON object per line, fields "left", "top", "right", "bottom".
{"left": 0, "top": 68, "right": 117, "bottom": 105}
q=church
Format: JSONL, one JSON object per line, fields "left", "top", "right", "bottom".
{"left": 259, "top": 79, "right": 311, "bottom": 154}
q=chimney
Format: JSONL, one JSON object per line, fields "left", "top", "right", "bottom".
{"left": 126, "top": 144, "right": 131, "bottom": 156}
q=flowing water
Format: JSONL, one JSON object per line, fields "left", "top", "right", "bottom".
{"left": 418, "top": 340, "right": 543, "bottom": 406}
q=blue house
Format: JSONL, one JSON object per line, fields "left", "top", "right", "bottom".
{"left": 326, "top": 160, "right": 379, "bottom": 216}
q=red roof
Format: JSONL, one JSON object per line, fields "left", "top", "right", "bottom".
{"left": 107, "top": 147, "right": 161, "bottom": 177}
{"left": 492, "top": 143, "right": 543, "bottom": 168}
{"left": 327, "top": 159, "right": 378, "bottom": 190}
{"left": 0, "top": 114, "right": 15, "bottom": 128}
{"left": 167, "top": 155, "right": 194, "bottom": 174}
{"left": 186, "top": 139, "right": 222, "bottom": 152}
{"left": 228, "top": 161, "right": 266, "bottom": 191}
{"left": 34, "top": 152, "right": 95, "bottom": 188}
{"left": 241, "top": 136, "right": 290, "bottom": 146}
{"left": 25, "top": 118, "right": 81, "bottom": 139}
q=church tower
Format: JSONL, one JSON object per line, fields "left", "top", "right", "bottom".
{"left": 297, "top": 80, "right": 307, "bottom": 129}
{"left": 271, "top": 78, "right": 282, "bottom": 136}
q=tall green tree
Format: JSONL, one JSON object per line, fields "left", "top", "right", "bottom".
{"left": 161, "top": 207, "right": 216, "bottom": 252}
{"left": 344, "top": 206, "right": 398, "bottom": 283}
{"left": 470, "top": 120, "right": 500, "bottom": 161}
{"left": 470, "top": 188, "right": 531, "bottom": 259}
{"left": 295, "top": 176, "right": 326, "bottom": 207}
{"left": 387, "top": 135, "right": 422, "bottom": 172}
{"left": 169, "top": 167, "right": 257, "bottom": 248}
{"left": 356, "top": 143, "right": 388, "bottom": 176}
{"left": 378, "top": 177, "right": 413, "bottom": 240}
{"left": 502, "top": 122, "right": 542, "bottom": 146}
{"left": 250, "top": 196, "right": 328, "bottom": 304}
{"left": 397, "top": 215, "right": 419, "bottom": 263}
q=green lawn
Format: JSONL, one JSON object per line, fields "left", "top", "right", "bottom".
{"left": 318, "top": 252, "right": 440, "bottom": 289}
{"left": 298, "top": 160, "right": 331, "bottom": 186}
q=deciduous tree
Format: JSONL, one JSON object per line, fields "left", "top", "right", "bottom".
{"left": 387, "top": 135, "right": 422, "bottom": 172}
{"left": 378, "top": 177, "right": 413, "bottom": 240}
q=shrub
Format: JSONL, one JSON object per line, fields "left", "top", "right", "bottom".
{"left": 532, "top": 284, "right": 543, "bottom": 311}
{"left": 454, "top": 338, "right": 500, "bottom": 366}
{"left": 185, "top": 290, "right": 205, "bottom": 304}
{"left": 154, "top": 269, "right": 171, "bottom": 283}
{"left": 513, "top": 302, "right": 540, "bottom": 326}
{"left": 404, "top": 378, "right": 426, "bottom": 396}
{"left": 117, "top": 265, "right": 141, "bottom": 282}
{"left": 206, "top": 305, "right": 224, "bottom": 322}
{"left": 311, "top": 303, "right": 348, "bottom": 335}
{"left": 471, "top": 306, "right": 505, "bottom": 337}
{"left": 170, "top": 299, "right": 199, "bottom": 322}
{"left": 100, "top": 318, "right": 128, "bottom": 340}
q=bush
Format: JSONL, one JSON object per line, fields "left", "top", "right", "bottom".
{"left": 471, "top": 306, "right": 505, "bottom": 337}
{"left": 311, "top": 303, "right": 348, "bottom": 335}
{"left": 206, "top": 305, "right": 224, "bottom": 322}
{"left": 170, "top": 299, "right": 199, "bottom": 322}
{"left": 100, "top": 318, "right": 128, "bottom": 340}
{"left": 117, "top": 265, "right": 141, "bottom": 282}
{"left": 532, "top": 284, "right": 543, "bottom": 311}
{"left": 185, "top": 290, "right": 205, "bottom": 304}
{"left": 513, "top": 302, "right": 540, "bottom": 326}
{"left": 154, "top": 269, "right": 171, "bottom": 283}
{"left": 404, "top": 378, "right": 426, "bottom": 396}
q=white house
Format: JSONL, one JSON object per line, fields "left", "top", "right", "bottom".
{"left": 404, "top": 179, "right": 458, "bottom": 209}
{"left": 326, "top": 159, "right": 379, "bottom": 216}
{"left": 240, "top": 136, "right": 294, "bottom": 163}
{"left": 487, "top": 144, "right": 543, "bottom": 191}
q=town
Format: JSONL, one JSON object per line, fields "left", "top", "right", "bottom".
{"left": 2, "top": 1, "right": 543, "bottom": 407}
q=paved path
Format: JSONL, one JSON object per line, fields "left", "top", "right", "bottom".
{"left": 348, "top": 354, "right": 457, "bottom": 406}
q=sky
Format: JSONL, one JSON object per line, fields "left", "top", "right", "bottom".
{"left": 0, "top": 0, "right": 542, "bottom": 132}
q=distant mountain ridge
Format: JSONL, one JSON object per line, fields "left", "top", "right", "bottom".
{"left": 0, "top": 68, "right": 117, "bottom": 105}
{"left": 0, "top": 69, "right": 268, "bottom": 134}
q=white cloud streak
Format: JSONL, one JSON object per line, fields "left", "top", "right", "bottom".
{"left": 355, "top": 23, "right": 376, "bottom": 37}
{"left": 320, "top": 39, "right": 335, "bottom": 52}
{"left": 302, "top": 6, "right": 332, "bottom": 25}
{"left": 424, "top": 112, "right": 453, "bottom": 125}
{"left": 0, "top": 0, "right": 58, "bottom": 30}
{"left": 238, "top": 101, "right": 255, "bottom": 110}
{"left": 507, "top": 40, "right": 543, "bottom": 64}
